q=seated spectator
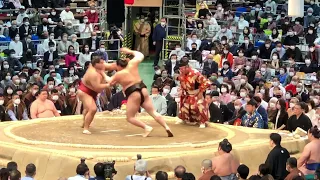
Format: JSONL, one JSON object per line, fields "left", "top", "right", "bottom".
{"left": 1, "top": 73, "right": 13, "bottom": 89}
{"left": 107, "top": 90, "right": 127, "bottom": 111}
{"left": 54, "top": 20, "right": 66, "bottom": 39}
{"left": 192, "top": 21, "right": 208, "bottom": 40}
{"left": 233, "top": 49, "right": 247, "bottom": 71}
{"left": 50, "top": 89, "right": 64, "bottom": 115}
{"left": 265, "top": 0, "right": 277, "bottom": 14}
{"left": 307, "top": 44, "right": 319, "bottom": 65}
{"left": 270, "top": 52, "right": 280, "bottom": 70}
{"left": 58, "top": 33, "right": 72, "bottom": 54}
{"left": 22, "top": 35, "right": 36, "bottom": 56}
{"left": 108, "top": 28, "right": 124, "bottom": 60}
{"left": 220, "top": 61, "right": 233, "bottom": 80}
{"left": 186, "top": 34, "right": 201, "bottom": 50}
{"left": 237, "top": 15, "right": 249, "bottom": 30}
{"left": 48, "top": 9, "right": 60, "bottom": 25}
{"left": 285, "top": 157, "right": 305, "bottom": 180}
{"left": 238, "top": 27, "right": 253, "bottom": 45}
{"left": 44, "top": 41, "right": 59, "bottom": 68}
{"left": 242, "top": 99, "right": 264, "bottom": 128}
{"left": 300, "top": 56, "right": 317, "bottom": 73}
{"left": 284, "top": 41, "right": 303, "bottom": 62}
{"left": 190, "top": 43, "right": 202, "bottom": 63}
{"left": 88, "top": 163, "right": 105, "bottom": 180}
{"left": 37, "top": 18, "right": 52, "bottom": 39}
{"left": 271, "top": 42, "right": 286, "bottom": 59}
{"left": 95, "top": 43, "right": 108, "bottom": 61}
{"left": 219, "top": 84, "right": 232, "bottom": 104}
{"left": 21, "top": 163, "right": 36, "bottom": 180}
{"left": 304, "top": 8, "right": 316, "bottom": 28}
{"left": 257, "top": 164, "right": 274, "bottom": 180}
{"left": 237, "top": 164, "right": 250, "bottom": 180}
{"left": 19, "top": 17, "right": 33, "bottom": 40}
{"left": 68, "top": 163, "right": 89, "bottom": 180}
{"left": 165, "top": 54, "right": 179, "bottom": 77}
{"left": 43, "top": 32, "right": 57, "bottom": 52}
{"left": 293, "top": 18, "right": 304, "bottom": 37}
{"left": 11, "top": 75, "right": 24, "bottom": 91}
{"left": 64, "top": 66, "right": 80, "bottom": 84}
{"left": 28, "top": 69, "right": 44, "bottom": 88}
{"left": 60, "top": 6, "right": 75, "bottom": 22}
{"left": 269, "top": 28, "right": 281, "bottom": 43}
{"left": 202, "top": 54, "right": 218, "bottom": 77}
{"left": 23, "top": 83, "right": 39, "bottom": 110}
{"left": 9, "top": 34, "right": 23, "bottom": 57}
{"left": 65, "top": 45, "right": 78, "bottom": 67}
{"left": 259, "top": 39, "right": 273, "bottom": 59}
{"left": 283, "top": 28, "right": 299, "bottom": 45}
{"left": 169, "top": 43, "right": 185, "bottom": 61}
{"left": 86, "top": 6, "right": 99, "bottom": 23}
{"left": 125, "top": 159, "right": 151, "bottom": 180}
{"left": 43, "top": 76, "right": 56, "bottom": 91}
{"left": 0, "top": 94, "right": 7, "bottom": 121}
{"left": 212, "top": 139, "right": 239, "bottom": 178}
{"left": 153, "top": 70, "right": 174, "bottom": 90}
{"left": 306, "top": 27, "right": 317, "bottom": 45}
{"left": 220, "top": 46, "right": 234, "bottom": 68}
{"left": 65, "top": 22, "right": 75, "bottom": 36}
{"left": 65, "top": 83, "right": 78, "bottom": 115}
{"left": 249, "top": 17, "right": 260, "bottom": 30}
{"left": 262, "top": 15, "right": 276, "bottom": 30}
{"left": 255, "top": 28, "right": 268, "bottom": 42}
{"left": 285, "top": 76, "right": 299, "bottom": 96}
{"left": 146, "top": 85, "right": 167, "bottom": 115}
{"left": 30, "top": 89, "right": 60, "bottom": 119}
{"left": 209, "top": 91, "right": 232, "bottom": 123}
{"left": 278, "top": 67, "right": 288, "bottom": 85}
{"left": 79, "top": 45, "right": 92, "bottom": 67}
{"left": 6, "top": 92, "right": 28, "bottom": 121}
{"left": 9, "top": 20, "right": 18, "bottom": 40}
{"left": 87, "top": 32, "right": 100, "bottom": 51}
{"left": 228, "top": 39, "right": 238, "bottom": 55}
{"left": 213, "top": 25, "right": 233, "bottom": 42}
{"left": 239, "top": 36, "right": 254, "bottom": 57}
{"left": 16, "top": 6, "right": 28, "bottom": 26}
{"left": 287, "top": 102, "right": 312, "bottom": 132}
{"left": 199, "top": 159, "right": 215, "bottom": 180}
{"left": 197, "top": 3, "right": 210, "bottom": 19}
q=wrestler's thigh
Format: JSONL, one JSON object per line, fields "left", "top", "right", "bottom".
{"left": 80, "top": 93, "right": 96, "bottom": 111}
{"left": 126, "top": 92, "right": 141, "bottom": 117}
{"left": 141, "top": 89, "right": 156, "bottom": 114}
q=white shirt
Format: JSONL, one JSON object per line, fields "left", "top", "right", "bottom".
{"left": 238, "top": 20, "right": 249, "bottom": 30}
{"left": 67, "top": 175, "right": 86, "bottom": 180}
{"left": 261, "top": 100, "right": 268, "bottom": 110}
{"left": 186, "top": 38, "right": 201, "bottom": 50}
{"left": 16, "top": 13, "right": 29, "bottom": 26}
{"left": 269, "top": 85, "right": 286, "bottom": 97}
{"left": 78, "top": 52, "right": 92, "bottom": 67}
{"left": 79, "top": 23, "right": 93, "bottom": 38}
{"left": 60, "top": 10, "right": 75, "bottom": 22}
{"left": 91, "top": 39, "right": 96, "bottom": 50}
{"left": 169, "top": 50, "right": 185, "bottom": 60}
{"left": 43, "top": 39, "right": 56, "bottom": 52}
{"left": 9, "top": 41, "right": 23, "bottom": 56}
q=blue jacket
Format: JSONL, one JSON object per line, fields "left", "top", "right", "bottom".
{"left": 152, "top": 24, "right": 166, "bottom": 41}
{"left": 257, "top": 105, "right": 268, "bottom": 129}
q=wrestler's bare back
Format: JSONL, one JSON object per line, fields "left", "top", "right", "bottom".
{"left": 82, "top": 65, "right": 104, "bottom": 92}
{"left": 212, "top": 153, "right": 239, "bottom": 176}
{"left": 300, "top": 139, "right": 320, "bottom": 165}
{"left": 113, "top": 64, "right": 142, "bottom": 91}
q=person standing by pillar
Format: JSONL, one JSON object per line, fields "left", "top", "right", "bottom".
{"left": 152, "top": 18, "right": 167, "bottom": 67}
{"left": 134, "top": 16, "right": 151, "bottom": 57}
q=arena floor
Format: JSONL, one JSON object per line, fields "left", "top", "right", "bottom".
{"left": 0, "top": 112, "right": 308, "bottom": 180}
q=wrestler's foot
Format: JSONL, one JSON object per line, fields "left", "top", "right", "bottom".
{"left": 142, "top": 126, "right": 153, "bottom": 137}
{"left": 83, "top": 130, "right": 92, "bottom": 135}
{"left": 199, "top": 123, "right": 206, "bottom": 128}
{"left": 166, "top": 129, "right": 174, "bottom": 137}
{"left": 175, "top": 119, "right": 185, "bottom": 124}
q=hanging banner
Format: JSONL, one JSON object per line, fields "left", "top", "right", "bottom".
{"left": 125, "top": 0, "right": 162, "bottom": 7}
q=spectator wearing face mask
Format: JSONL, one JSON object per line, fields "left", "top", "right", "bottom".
{"left": 95, "top": 43, "right": 108, "bottom": 61}
{"left": 190, "top": 43, "right": 202, "bottom": 63}
{"left": 162, "top": 84, "right": 176, "bottom": 117}
{"left": 249, "top": 5, "right": 263, "bottom": 21}
{"left": 9, "top": 34, "right": 23, "bottom": 57}
{"left": 219, "top": 84, "right": 232, "bottom": 104}
{"left": 16, "top": 6, "right": 28, "bottom": 26}
{"left": 187, "top": 34, "right": 201, "bottom": 51}
{"left": 43, "top": 32, "right": 57, "bottom": 53}
{"left": 239, "top": 36, "right": 254, "bottom": 57}
{"left": 285, "top": 76, "right": 299, "bottom": 96}
{"left": 28, "top": 69, "right": 44, "bottom": 88}
{"left": 165, "top": 54, "right": 180, "bottom": 77}
{"left": 69, "top": 34, "right": 80, "bottom": 53}
{"left": 1, "top": 72, "right": 13, "bottom": 89}
{"left": 304, "top": 8, "right": 316, "bottom": 28}
{"left": 237, "top": 15, "right": 249, "bottom": 30}
{"left": 53, "top": 20, "right": 66, "bottom": 39}
{"left": 310, "top": 0, "right": 320, "bottom": 15}
{"left": 0, "top": 93, "right": 7, "bottom": 121}
{"left": 233, "top": 49, "right": 247, "bottom": 71}
{"left": 169, "top": 43, "right": 185, "bottom": 61}
{"left": 1, "top": 61, "right": 14, "bottom": 79}
{"left": 255, "top": 28, "right": 268, "bottom": 42}
{"left": 86, "top": 6, "right": 99, "bottom": 23}
{"left": 144, "top": 85, "right": 167, "bottom": 115}
{"left": 220, "top": 61, "right": 233, "bottom": 80}
{"left": 58, "top": 33, "right": 72, "bottom": 54}
{"left": 43, "top": 41, "right": 59, "bottom": 68}
{"left": 37, "top": 18, "right": 52, "bottom": 39}
{"left": 293, "top": 18, "right": 304, "bottom": 37}
{"left": 65, "top": 45, "right": 78, "bottom": 67}
{"left": 269, "top": 52, "right": 280, "bottom": 70}
{"left": 284, "top": 41, "right": 303, "bottom": 62}
{"left": 277, "top": 67, "right": 288, "bottom": 85}
{"left": 264, "top": 0, "right": 277, "bottom": 14}
{"left": 3, "top": 86, "right": 14, "bottom": 106}
{"left": 283, "top": 68, "right": 295, "bottom": 86}
{"left": 269, "top": 78, "right": 286, "bottom": 98}
{"left": 11, "top": 75, "right": 23, "bottom": 91}
{"left": 228, "top": 40, "right": 238, "bottom": 55}
{"left": 262, "top": 15, "right": 276, "bottom": 30}
{"left": 225, "top": 99, "right": 246, "bottom": 125}
{"left": 87, "top": 32, "right": 101, "bottom": 51}
{"left": 6, "top": 92, "right": 28, "bottom": 121}
{"left": 238, "top": 27, "right": 253, "bottom": 45}
{"left": 153, "top": 70, "right": 174, "bottom": 90}
{"left": 276, "top": 10, "right": 287, "bottom": 24}
{"left": 244, "top": 61, "right": 255, "bottom": 84}
{"left": 261, "top": 6, "right": 273, "bottom": 19}
{"left": 208, "top": 91, "right": 232, "bottom": 123}
{"left": 60, "top": 6, "right": 75, "bottom": 22}
{"left": 213, "top": 4, "right": 224, "bottom": 20}
{"left": 241, "top": 99, "right": 264, "bottom": 128}
{"left": 283, "top": 28, "right": 299, "bottom": 46}
{"left": 50, "top": 89, "right": 65, "bottom": 115}
{"left": 202, "top": 54, "right": 218, "bottom": 77}
{"left": 186, "top": 15, "right": 196, "bottom": 34}
{"left": 220, "top": 46, "right": 234, "bottom": 68}
{"left": 22, "top": 35, "right": 36, "bottom": 56}
{"left": 253, "top": 96, "right": 268, "bottom": 129}
{"left": 307, "top": 44, "right": 319, "bottom": 65}
{"left": 300, "top": 56, "right": 318, "bottom": 73}
{"left": 258, "top": 39, "right": 273, "bottom": 59}
{"left": 19, "top": 17, "right": 33, "bottom": 40}
{"left": 196, "top": 2, "right": 210, "bottom": 19}
{"left": 306, "top": 27, "right": 317, "bottom": 45}
{"left": 270, "top": 42, "right": 286, "bottom": 60}
{"left": 65, "top": 22, "right": 75, "bottom": 36}
{"left": 269, "top": 28, "right": 281, "bottom": 43}
{"left": 9, "top": 20, "right": 18, "bottom": 40}
{"left": 212, "top": 25, "right": 233, "bottom": 42}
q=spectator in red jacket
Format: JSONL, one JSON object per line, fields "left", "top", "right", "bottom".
{"left": 85, "top": 6, "right": 99, "bottom": 23}
{"left": 220, "top": 45, "right": 234, "bottom": 68}
{"left": 285, "top": 76, "right": 299, "bottom": 95}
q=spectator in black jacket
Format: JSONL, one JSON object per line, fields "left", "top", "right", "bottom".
{"left": 53, "top": 19, "right": 66, "bottom": 39}
{"left": 283, "top": 28, "right": 299, "bottom": 45}
{"left": 8, "top": 20, "right": 18, "bottom": 40}
{"left": 0, "top": 94, "right": 7, "bottom": 121}
{"left": 284, "top": 41, "right": 303, "bottom": 62}
{"left": 202, "top": 54, "right": 218, "bottom": 77}
{"left": 22, "top": 35, "right": 36, "bottom": 55}
{"left": 226, "top": 99, "right": 246, "bottom": 125}
{"left": 162, "top": 84, "right": 177, "bottom": 117}
{"left": 87, "top": 32, "right": 101, "bottom": 51}
{"left": 239, "top": 36, "right": 254, "bottom": 57}
{"left": 190, "top": 43, "right": 202, "bottom": 63}
{"left": 209, "top": 91, "right": 233, "bottom": 123}
{"left": 37, "top": 18, "right": 52, "bottom": 39}
{"left": 43, "top": 42, "right": 59, "bottom": 68}
{"left": 19, "top": 17, "right": 33, "bottom": 40}
{"left": 258, "top": 39, "right": 273, "bottom": 59}
{"left": 305, "top": 27, "right": 317, "bottom": 45}
{"left": 165, "top": 54, "right": 180, "bottom": 77}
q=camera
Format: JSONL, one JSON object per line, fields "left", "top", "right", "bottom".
{"left": 104, "top": 161, "right": 117, "bottom": 180}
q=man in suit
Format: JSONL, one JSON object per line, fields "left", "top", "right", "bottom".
{"left": 162, "top": 84, "right": 176, "bottom": 117}
{"left": 87, "top": 32, "right": 101, "bottom": 51}
{"left": 43, "top": 41, "right": 59, "bottom": 68}
{"left": 209, "top": 91, "right": 232, "bottom": 123}
{"left": 19, "top": 17, "right": 33, "bottom": 40}
{"left": 165, "top": 54, "right": 180, "bottom": 77}
{"left": 202, "top": 54, "right": 218, "bottom": 77}
{"left": 37, "top": 18, "right": 52, "bottom": 39}
{"left": 22, "top": 35, "right": 36, "bottom": 55}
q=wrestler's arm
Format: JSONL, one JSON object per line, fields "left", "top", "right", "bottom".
{"left": 104, "top": 62, "right": 117, "bottom": 71}
{"left": 120, "top": 48, "right": 144, "bottom": 64}
{"left": 297, "top": 144, "right": 311, "bottom": 168}
{"left": 90, "top": 73, "right": 110, "bottom": 92}
{"left": 108, "top": 74, "right": 118, "bottom": 87}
